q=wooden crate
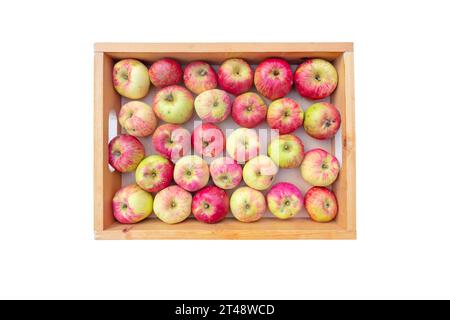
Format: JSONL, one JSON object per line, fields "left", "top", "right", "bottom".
{"left": 94, "top": 43, "right": 356, "bottom": 240}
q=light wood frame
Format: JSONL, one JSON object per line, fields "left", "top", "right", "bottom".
{"left": 94, "top": 43, "right": 356, "bottom": 240}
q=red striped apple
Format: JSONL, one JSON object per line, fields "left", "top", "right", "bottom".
{"left": 268, "top": 134, "right": 305, "bottom": 168}
{"left": 192, "top": 186, "right": 229, "bottom": 224}
{"left": 148, "top": 58, "right": 182, "bottom": 87}
{"left": 112, "top": 184, "right": 153, "bottom": 224}
{"left": 254, "top": 58, "right": 293, "bottom": 100}
{"left": 108, "top": 134, "right": 145, "bottom": 173}
{"left": 194, "top": 89, "right": 232, "bottom": 123}
{"left": 153, "top": 85, "right": 194, "bottom": 124}
{"left": 226, "top": 128, "right": 260, "bottom": 162}
{"left": 218, "top": 58, "right": 253, "bottom": 95}
{"left": 192, "top": 123, "right": 225, "bottom": 158}
{"left": 243, "top": 155, "right": 278, "bottom": 191}
{"left": 230, "top": 187, "right": 266, "bottom": 222}
{"left": 153, "top": 185, "right": 192, "bottom": 224}
{"left": 183, "top": 61, "right": 217, "bottom": 94}
{"left": 174, "top": 155, "right": 209, "bottom": 192}
{"left": 300, "top": 148, "right": 340, "bottom": 187}
{"left": 209, "top": 157, "right": 242, "bottom": 190}
{"left": 267, "top": 98, "right": 304, "bottom": 134}
{"left": 267, "top": 182, "right": 303, "bottom": 219}
{"left": 112, "top": 59, "right": 150, "bottom": 99}
{"left": 294, "top": 58, "right": 337, "bottom": 100}
{"left": 304, "top": 186, "right": 338, "bottom": 222}
{"left": 232, "top": 92, "right": 267, "bottom": 128}
{"left": 151, "top": 124, "right": 191, "bottom": 161}
{"left": 304, "top": 102, "right": 341, "bottom": 140}
{"left": 135, "top": 155, "right": 174, "bottom": 192}
{"left": 119, "top": 101, "right": 157, "bottom": 137}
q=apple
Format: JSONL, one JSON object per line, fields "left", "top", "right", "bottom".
{"left": 268, "top": 134, "right": 305, "bottom": 169}
{"left": 112, "top": 59, "right": 150, "bottom": 99}
{"left": 112, "top": 184, "right": 153, "bottom": 224}
{"left": 135, "top": 155, "right": 174, "bottom": 192}
{"left": 119, "top": 101, "right": 157, "bottom": 137}
{"left": 192, "top": 123, "right": 225, "bottom": 158}
{"left": 294, "top": 58, "right": 338, "bottom": 100}
{"left": 254, "top": 58, "right": 293, "bottom": 100}
{"left": 153, "top": 85, "right": 194, "bottom": 124}
{"left": 303, "top": 102, "right": 341, "bottom": 140}
{"left": 230, "top": 187, "right": 266, "bottom": 222}
{"left": 267, "top": 182, "right": 303, "bottom": 220}
{"left": 183, "top": 61, "right": 217, "bottom": 94}
{"left": 232, "top": 92, "right": 267, "bottom": 128}
{"left": 226, "top": 128, "right": 260, "bottom": 163}
{"left": 194, "top": 89, "right": 232, "bottom": 123}
{"left": 153, "top": 185, "right": 192, "bottom": 224}
{"left": 108, "top": 134, "right": 145, "bottom": 173}
{"left": 174, "top": 155, "right": 210, "bottom": 192}
{"left": 192, "top": 186, "right": 229, "bottom": 224}
{"left": 300, "top": 148, "right": 340, "bottom": 187}
{"left": 304, "top": 186, "right": 338, "bottom": 222}
{"left": 209, "top": 157, "right": 242, "bottom": 189}
{"left": 218, "top": 58, "right": 253, "bottom": 95}
{"left": 151, "top": 124, "right": 191, "bottom": 161}
{"left": 148, "top": 58, "right": 182, "bottom": 87}
{"left": 243, "top": 155, "right": 278, "bottom": 191}
{"left": 267, "top": 98, "right": 304, "bottom": 134}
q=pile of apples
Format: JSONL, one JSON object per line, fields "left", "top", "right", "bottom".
{"left": 109, "top": 56, "right": 341, "bottom": 225}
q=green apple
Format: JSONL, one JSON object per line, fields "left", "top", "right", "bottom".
{"left": 112, "top": 184, "right": 153, "bottom": 224}
{"left": 153, "top": 85, "right": 194, "bottom": 124}
{"left": 268, "top": 134, "right": 305, "bottom": 168}
{"left": 243, "top": 155, "right": 278, "bottom": 190}
{"left": 135, "top": 155, "right": 174, "bottom": 192}
{"left": 153, "top": 185, "right": 192, "bottom": 224}
{"left": 226, "top": 128, "right": 260, "bottom": 163}
{"left": 230, "top": 187, "right": 266, "bottom": 222}
{"left": 112, "top": 59, "right": 150, "bottom": 99}
{"left": 300, "top": 148, "right": 340, "bottom": 186}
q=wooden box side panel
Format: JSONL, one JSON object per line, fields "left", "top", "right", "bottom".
{"left": 94, "top": 53, "right": 122, "bottom": 231}
{"left": 331, "top": 52, "right": 356, "bottom": 234}
{"left": 95, "top": 42, "right": 353, "bottom": 64}
{"left": 96, "top": 219, "right": 354, "bottom": 240}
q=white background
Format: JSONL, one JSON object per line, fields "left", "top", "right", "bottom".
{"left": 0, "top": 0, "right": 449, "bottom": 299}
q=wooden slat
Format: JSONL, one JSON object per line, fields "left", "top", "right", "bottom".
{"left": 95, "top": 218, "right": 355, "bottom": 240}
{"left": 95, "top": 42, "right": 354, "bottom": 53}
{"left": 94, "top": 42, "right": 353, "bottom": 64}
{"left": 342, "top": 52, "right": 356, "bottom": 233}
{"left": 93, "top": 53, "right": 121, "bottom": 231}
{"left": 331, "top": 52, "right": 356, "bottom": 236}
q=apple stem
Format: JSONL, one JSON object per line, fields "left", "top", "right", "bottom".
{"left": 166, "top": 93, "right": 174, "bottom": 102}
